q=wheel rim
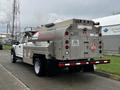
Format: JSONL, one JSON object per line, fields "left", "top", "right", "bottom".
{"left": 35, "top": 61, "right": 40, "bottom": 74}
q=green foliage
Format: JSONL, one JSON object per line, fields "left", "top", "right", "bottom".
{"left": 3, "top": 45, "right": 12, "bottom": 50}
{"left": 97, "top": 56, "right": 120, "bottom": 76}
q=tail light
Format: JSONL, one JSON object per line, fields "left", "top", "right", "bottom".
{"left": 65, "top": 31, "right": 69, "bottom": 35}
{"left": 99, "top": 41, "right": 102, "bottom": 44}
{"left": 99, "top": 45, "right": 102, "bottom": 49}
{"left": 65, "top": 51, "right": 69, "bottom": 55}
{"left": 65, "top": 40, "right": 69, "bottom": 44}
{"left": 65, "top": 45, "right": 69, "bottom": 49}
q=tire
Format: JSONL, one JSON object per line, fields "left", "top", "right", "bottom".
{"left": 83, "top": 64, "right": 94, "bottom": 72}
{"left": 34, "top": 57, "right": 46, "bottom": 76}
{"left": 68, "top": 66, "right": 81, "bottom": 73}
{"left": 11, "top": 49, "right": 17, "bottom": 63}
{"left": 0, "top": 45, "right": 3, "bottom": 50}
{"left": 46, "top": 60, "right": 59, "bottom": 76}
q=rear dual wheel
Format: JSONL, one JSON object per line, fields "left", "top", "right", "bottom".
{"left": 34, "top": 57, "right": 58, "bottom": 77}
{"left": 34, "top": 57, "right": 46, "bottom": 76}
{"left": 46, "top": 60, "right": 59, "bottom": 76}
{"left": 68, "top": 66, "right": 81, "bottom": 73}
{"left": 83, "top": 64, "right": 94, "bottom": 72}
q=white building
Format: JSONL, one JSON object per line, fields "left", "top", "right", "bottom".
{"left": 93, "top": 14, "right": 120, "bottom": 55}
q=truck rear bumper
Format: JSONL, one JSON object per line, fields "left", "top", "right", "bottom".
{"left": 58, "top": 59, "right": 110, "bottom": 68}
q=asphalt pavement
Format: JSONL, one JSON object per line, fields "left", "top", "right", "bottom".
{"left": 0, "top": 50, "right": 120, "bottom": 90}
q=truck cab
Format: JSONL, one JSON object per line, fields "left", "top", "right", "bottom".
{"left": 11, "top": 31, "right": 36, "bottom": 62}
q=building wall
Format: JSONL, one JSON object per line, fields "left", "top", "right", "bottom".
{"left": 102, "top": 35, "right": 120, "bottom": 55}
{"left": 100, "top": 24, "right": 120, "bottom": 55}
{"left": 93, "top": 14, "right": 120, "bottom": 26}
{"left": 93, "top": 14, "right": 120, "bottom": 55}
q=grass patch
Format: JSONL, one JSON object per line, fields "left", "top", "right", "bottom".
{"left": 97, "top": 55, "right": 120, "bottom": 76}
{"left": 3, "top": 45, "right": 12, "bottom": 50}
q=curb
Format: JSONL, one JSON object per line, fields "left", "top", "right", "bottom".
{"left": 95, "top": 71, "right": 120, "bottom": 81}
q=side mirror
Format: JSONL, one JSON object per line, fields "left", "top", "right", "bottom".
{"left": 15, "top": 41, "right": 20, "bottom": 45}
{"left": 12, "top": 40, "right": 20, "bottom": 45}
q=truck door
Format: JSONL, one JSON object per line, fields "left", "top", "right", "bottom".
{"left": 15, "top": 43, "right": 23, "bottom": 58}
{"left": 15, "top": 34, "right": 26, "bottom": 58}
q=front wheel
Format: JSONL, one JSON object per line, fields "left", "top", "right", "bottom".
{"left": 11, "top": 50, "right": 17, "bottom": 63}
{"left": 34, "top": 57, "right": 46, "bottom": 76}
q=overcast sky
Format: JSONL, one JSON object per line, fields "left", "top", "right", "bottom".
{"left": 0, "top": 0, "right": 120, "bottom": 27}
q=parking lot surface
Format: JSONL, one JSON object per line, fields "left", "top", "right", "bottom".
{"left": 0, "top": 50, "right": 120, "bottom": 90}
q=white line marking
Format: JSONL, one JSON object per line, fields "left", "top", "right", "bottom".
{"left": 0, "top": 64, "right": 30, "bottom": 90}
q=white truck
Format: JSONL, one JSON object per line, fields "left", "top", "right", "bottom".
{"left": 11, "top": 19, "right": 110, "bottom": 76}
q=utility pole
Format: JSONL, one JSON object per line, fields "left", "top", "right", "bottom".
{"left": 11, "top": 0, "right": 16, "bottom": 39}
{"left": 11, "top": 0, "right": 20, "bottom": 40}
{"left": 7, "top": 24, "right": 9, "bottom": 33}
